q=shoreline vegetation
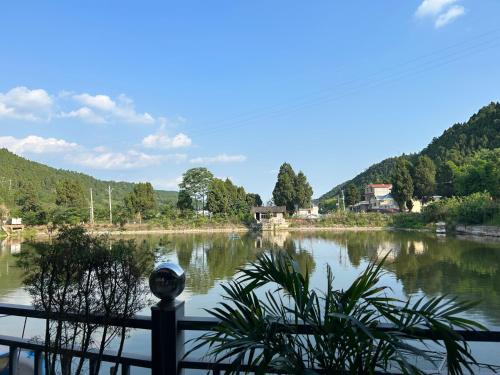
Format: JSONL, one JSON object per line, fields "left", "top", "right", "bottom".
{"left": 5, "top": 210, "right": 499, "bottom": 239}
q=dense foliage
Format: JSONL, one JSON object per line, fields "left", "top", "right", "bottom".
{"left": 321, "top": 102, "right": 500, "bottom": 200}
{"left": 17, "top": 226, "right": 154, "bottom": 375}
{"left": 0, "top": 148, "right": 176, "bottom": 224}
{"left": 192, "top": 251, "right": 483, "bottom": 374}
{"left": 273, "top": 163, "right": 313, "bottom": 211}
{"left": 422, "top": 192, "right": 500, "bottom": 225}
{"left": 344, "top": 183, "right": 360, "bottom": 206}
{"left": 178, "top": 167, "right": 214, "bottom": 212}
{"left": 124, "top": 182, "right": 157, "bottom": 223}
{"left": 412, "top": 155, "right": 436, "bottom": 200}
{"left": 206, "top": 178, "right": 260, "bottom": 219}
{"left": 451, "top": 148, "right": 499, "bottom": 199}
{"left": 391, "top": 158, "right": 414, "bottom": 210}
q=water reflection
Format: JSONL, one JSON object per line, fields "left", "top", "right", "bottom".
{"left": 139, "top": 232, "right": 315, "bottom": 295}
{"left": 294, "top": 231, "right": 500, "bottom": 326}
{"left": 0, "top": 238, "right": 24, "bottom": 299}
{"left": 1, "top": 231, "right": 500, "bottom": 328}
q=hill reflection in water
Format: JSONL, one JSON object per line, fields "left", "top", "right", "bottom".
{"left": 1, "top": 231, "right": 500, "bottom": 328}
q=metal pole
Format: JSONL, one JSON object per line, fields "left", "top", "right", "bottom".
{"left": 90, "top": 188, "right": 94, "bottom": 225}
{"left": 108, "top": 185, "right": 113, "bottom": 224}
{"left": 151, "top": 300, "right": 185, "bottom": 375}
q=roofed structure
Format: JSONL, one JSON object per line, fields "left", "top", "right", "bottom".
{"left": 251, "top": 206, "right": 288, "bottom": 231}
{"left": 251, "top": 206, "right": 286, "bottom": 214}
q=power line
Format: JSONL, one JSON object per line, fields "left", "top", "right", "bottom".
{"left": 185, "top": 29, "right": 500, "bottom": 137}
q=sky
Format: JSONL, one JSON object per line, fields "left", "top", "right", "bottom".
{"left": 1, "top": 0, "right": 500, "bottom": 200}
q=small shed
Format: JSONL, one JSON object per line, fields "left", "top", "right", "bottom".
{"left": 250, "top": 206, "right": 288, "bottom": 231}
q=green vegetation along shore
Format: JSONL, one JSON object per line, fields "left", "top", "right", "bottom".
{"left": 1, "top": 102, "right": 499, "bottom": 235}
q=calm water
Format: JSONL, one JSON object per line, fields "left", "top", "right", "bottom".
{"left": 1, "top": 230, "right": 500, "bottom": 371}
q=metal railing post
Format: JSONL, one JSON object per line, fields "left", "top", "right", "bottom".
{"left": 151, "top": 300, "right": 185, "bottom": 375}
{"left": 8, "top": 346, "right": 19, "bottom": 375}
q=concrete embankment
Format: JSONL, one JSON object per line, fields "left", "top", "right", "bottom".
{"left": 456, "top": 225, "right": 500, "bottom": 237}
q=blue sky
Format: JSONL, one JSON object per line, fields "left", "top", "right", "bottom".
{"left": 1, "top": 1, "right": 499, "bottom": 200}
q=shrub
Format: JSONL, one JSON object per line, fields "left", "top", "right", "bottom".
{"left": 191, "top": 252, "right": 483, "bottom": 374}
{"left": 422, "top": 193, "right": 499, "bottom": 225}
{"left": 457, "top": 192, "right": 498, "bottom": 224}
{"left": 390, "top": 212, "right": 426, "bottom": 228}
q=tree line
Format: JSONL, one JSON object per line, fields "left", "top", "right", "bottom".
{"left": 339, "top": 148, "right": 499, "bottom": 213}
{"left": 320, "top": 102, "right": 500, "bottom": 202}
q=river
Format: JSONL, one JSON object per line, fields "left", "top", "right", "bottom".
{"left": 1, "top": 230, "right": 500, "bottom": 372}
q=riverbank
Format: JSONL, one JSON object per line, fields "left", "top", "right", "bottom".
{"left": 456, "top": 224, "right": 500, "bottom": 238}
{"left": 28, "top": 224, "right": 390, "bottom": 238}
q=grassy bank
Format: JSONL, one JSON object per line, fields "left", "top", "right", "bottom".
{"left": 289, "top": 212, "right": 431, "bottom": 230}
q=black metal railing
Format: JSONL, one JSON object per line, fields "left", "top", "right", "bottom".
{"left": 1, "top": 302, "right": 500, "bottom": 375}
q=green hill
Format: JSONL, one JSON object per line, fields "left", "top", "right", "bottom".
{"left": 320, "top": 102, "right": 500, "bottom": 201}
{"left": 0, "top": 148, "right": 177, "bottom": 212}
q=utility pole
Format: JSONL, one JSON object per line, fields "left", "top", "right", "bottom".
{"left": 108, "top": 185, "right": 113, "bottom": 224}
{"left": 90, "top": 188, "right": 94, "bottom": 225}
{"left": 341, "top": 189, "right": 346, "bottom": 211}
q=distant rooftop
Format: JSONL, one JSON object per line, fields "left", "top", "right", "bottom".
{"left": 251, "top": 206, "right": 286, "bottom": 214}
{"left": 367, "top": 184, "right": 392, "bottom": 188}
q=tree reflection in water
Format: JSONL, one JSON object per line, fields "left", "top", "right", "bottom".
{"left": 296, "top": 231, "right": 500, "bottom": 326}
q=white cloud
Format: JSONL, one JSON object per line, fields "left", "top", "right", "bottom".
{"left": 142, "top": 132, "right": 192, "bottom": 149}
{"left": 0, "top": 135, "right": 78, "bottom": 154}
{"left": 190, "top": 153, "right": 247, "bottom": 164}
{"left": 73, "top": 150, "right": 187, "bottom": 170}
{"left": 415, "top": 0, "right": 457, "bottom": 17}
{"left": 151, "top": 176, "right": 183, "bottom": 190}
{"left": 72, "top": 93, "right": 155, "bottom": 124}
{"left": 0, "top": 87, "right": 53, "bottom": 121}
{"left": 0, "top": 133, "right": 188, "bottom": 170}
{"left": 0, "top": 86, "right": 184, "bottom": 129}
{"left": 73, "top": 93, "right": 116, "bottom": 111}
{"left": 435, "top": 5, "right": 465, "bottom": 28}
{"left": 59, "top": 106, "right": 107, "bottom": 124}
{"left": 415, "top": 0, "right": 465, "bottom": 28}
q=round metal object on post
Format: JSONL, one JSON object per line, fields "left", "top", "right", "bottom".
{"left": 149, "top": 262, "right": 186, "bottom": 302}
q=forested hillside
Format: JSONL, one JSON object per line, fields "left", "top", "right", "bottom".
{"left": 320, "top": 102, "right": 500, "bottom": 201}
{"left": 0, "top": 149, "right": 177, "bottom": 212}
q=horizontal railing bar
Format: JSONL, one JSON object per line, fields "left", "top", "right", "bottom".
{"left": 177, "top": 317, "right": 500, "bottom": 342}
{"left": 178, "top": 316, "right": 219, "bottom": 331}
{"left": 0, "top": 303, "right": 152, "bottom": 330}
{"left": 179, "top": 358, "right": 394, "bottom": 374}
{"left": 0, "top": 335, "right": 152, "bottom": 368}
{"left": 1, "top": 303, "right": 500, "bottom": 343}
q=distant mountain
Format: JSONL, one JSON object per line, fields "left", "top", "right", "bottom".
{"left": 0, "top": 149, "right": 177, "bottom": 209}
{"left": 320, "top": 102, "right": 500, "bottom": 201}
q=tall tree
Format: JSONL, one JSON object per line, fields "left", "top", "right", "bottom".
{"left": 246, "top": 193, "right": 263, "bottom": 207}
{"left": 179, "top": 168, "right": 214, "bottom": 212}
{"left": 295, "top": 171, "right": 313, "bottom": 208}
{"left": 272, "top": 163, "right": 297, "bottom": 212}
{"left": 55, "top": 179, "right": 86, "bottom": 208}
{"left": 16, "top": 181, "right": 40, "bottom": 213}
{"left": 124, "top": 182, "right": 157, "bottom": 223}
{"left": 344, "top": 183, "right": 360, "bottom": 206}
{"left": 177, "top": 189, "right": 193, "bottom": 211}
{"left": 206, "top": 178, "right": 229, "bottom": 215}
{"left": 412, "top": 155, "right": 436, "bottom": 200}
{"left": 391, "top": 158, "right": 414, "bottom": 211}
{"left": 436, "top": 161, "right": 456, "bottom": 197}
{"left": 452, "top": 148, "right": 500, "bottom": 198}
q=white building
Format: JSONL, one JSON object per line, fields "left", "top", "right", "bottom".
{"left": 352, "top": 184, "right": 399, "bottom": 212}
{"left": 295, "top": 205, "right": 320, "bottom": 219}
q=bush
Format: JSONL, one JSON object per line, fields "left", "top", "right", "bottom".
{"left": 191, "top": 252, "right": 484, "bottom": 374}
{"left": 390, "top": 212, "right": 426, "bottom": 229}
{"left": 422, "top": 192, "right": 499, "bottom": 225}
{"left": 422, "top": 197, "right": 461, "bottom": 223}
{"left": 457, "top": 192, "right": 498, "bottom": 224}
{"left": 309, "top": 211, "right": 392, "bottom": 227}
